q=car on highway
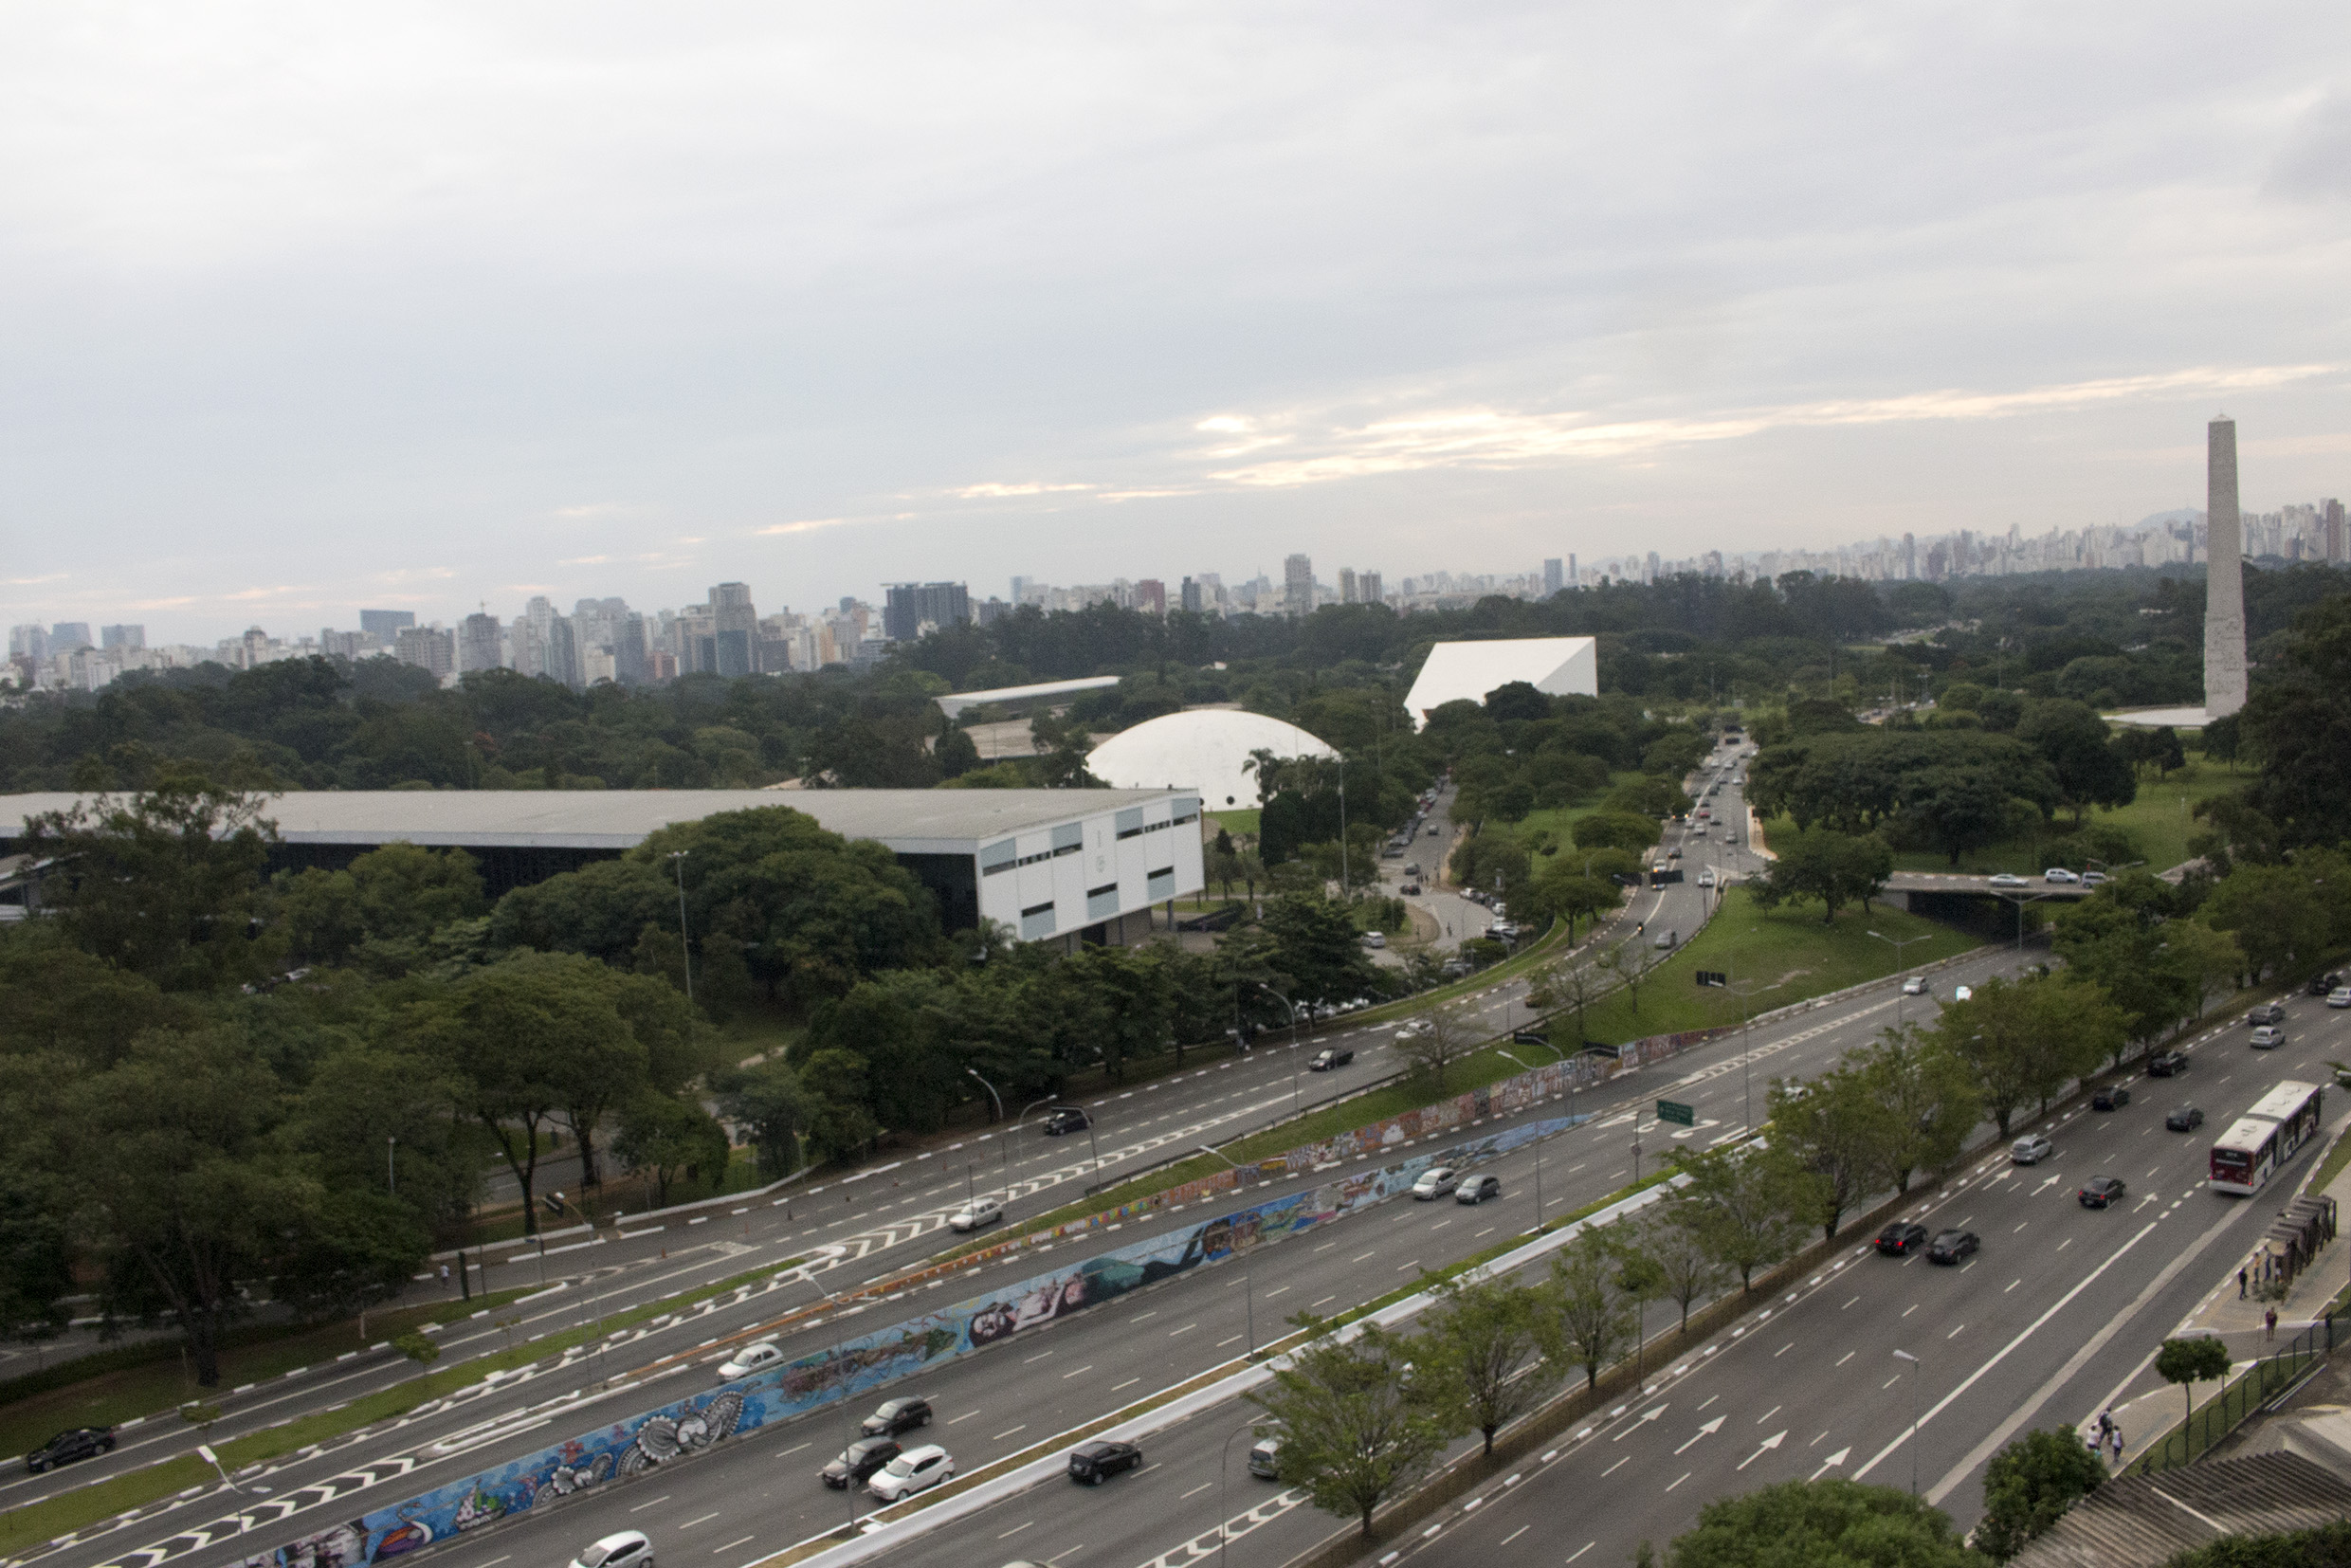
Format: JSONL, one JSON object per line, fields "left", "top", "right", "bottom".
{"left": 2332, "top": 988, "right": 2351, "bottom": 1010}
{"left": 24, "top": 1427, "right": 113, "bottom": 1473}
{"left": 1309, "top": 1047, "right": 1354, "bottom": 1071}
{"left": 820, "top": 1437, "right": 902, "bottom": 1489}
{"left": 2079, "top": 1176, "right": 2128, "bottom": 1209}
{"left": 1066, "top": 1439, "right": 1143, "bottom": 1485}
{"left": 2147, "top": 1049, "right": 2189, "bottom": 1077}
{"left": 718, "top": 1340, "right": 783, "bottom": 1379}
{"left": 1044, "top": 1106, "right": 1090, "bottom": 1136}
{"left": 1248, "top": 1433, "right": 1285, "bottom": 1479}
{"left": 2309, "top": 972, "right": 2343, "bottom": 996}
{"left": 2166, "top": 1105, "right": 2207, "bottom": 1133}
{"left": 948, "top": 1196, "right": 1005, "bottom": 1231}
{"left": 1698, "top": 868, "right": 1716, "bottom": 886}
{"left": 1954, "top": 985, "right": 1973, "bottom": 1001}
{"left": 2010, "top": 1133, "right": 2053, "bottom": 1164}
{"left": 1874, "top": 1221, "right": 1930, "bottom": 1256}
{"left": 2248, "top": 1003, "right": 2286, "bottom": 1026}
{"left": 2043, "top": 867, "right": 2082, "bottom": 884}
{"left": 1455, "top": 1173, "right": 1504, "bottom": 1205}
{"left": 1925, "top": 1230, "right": 1980, "bottom": 1265}
{"left": 570, "top": 1530, "right": 652, "bottom": 1568}
{"left": 2251, "top": 1025, "right": 2287, "bottom": 1049}
{"left": 1411, "top": 1166, "right": 1461, "bottom": 1200}
{"left": 1668, "top": 846, "right": 1684, "bottom": 860}
{"left": 1901, "top": 975, "right": 1929, "bottom": 996}
{"left": 1653, "top": 929, "right": 1676, "bottom": 949}
{"left": 861, "top": 1395, "right": 934, "bottom": 1437}
{"left": 866, "top": 1443, "right": 955, "bottom": 1501}
{"left": 2091, "top": 1085, "right": 2130, "bottom": 1111}
{"left": 1988, "top": 873, "right": 2030, "bottom": 887}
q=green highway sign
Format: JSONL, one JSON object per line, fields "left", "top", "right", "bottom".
{"left": 1656, "top": 1100, "right": 1695, "bottom": 1127}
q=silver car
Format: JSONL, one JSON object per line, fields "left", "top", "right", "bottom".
{"left": 2010, "top": 1133, "right": 2052, "bottom": 1164}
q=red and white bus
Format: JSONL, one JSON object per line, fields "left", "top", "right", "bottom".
{"left": 2210, "top": 1081, "right": 2325, "bottom": 1195}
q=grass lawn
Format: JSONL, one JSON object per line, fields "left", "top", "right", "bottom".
{"left": 1494, "top": 773, "right": 1652, "bottom": 863}
{"left": 1550, "top": 886, "right": 1980, "bottom": 1047}
{"left": 1207, "top": 808, "right": 1260, "bottom": 836}
{"left": 1764, "top": 752, "right": 2248, "bottom": 878}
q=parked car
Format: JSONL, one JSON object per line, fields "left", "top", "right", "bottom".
{"left": 1404, "top": 864, "right": 1421, "bottom": 879}
{"left": 1440, "top": 959, "right": 1472, "bottom": 978}
{"left": 2091, "top": 1085, "right": 2130, "bottom": 1111}
{"left": 1411, "top": 1166, "right": 1461, "bottom": 1200}
{"left": 1874, "top": 1221, "right": 1930, "bottom": 1256}
{"left": 948, "top": 1196, "right": 1004, "bottom": 1231}
{"left": 1044, "top": 1106, "right": 1090, "bottom": 1136}
{"left": 2331, "top": 988, "right": 2351, "bottom": 1010}
{"left": 24, "top": 1428, "right": 113, "bottom": 1474}
{"left": 1988, "top": 873, "right": 2030, "bottom": 888}
{"left": 1309, "top": 1047, "right": 1354, "bottom": 1071}
{"left": 1400, "top": 882, "right": 1422, "bottom": 896}
{"left": 2079, "top": 1176, "right": 2127, "bottom": 1209}
{"left": 1362, "top": 931, "right": 1387, "bottom": 949}
{"left": 570, "top": 1532, "right": 652, "bottom": 1568}
{"left": 1454, "top": 1173, "right": 1504, "bottom": 1205}
{"left": 2251, "top": 1025, "right": 2287, "bottom": 1049}
{"left": 866, "top": 1444, "right": 955, "bottom": 1501}
{"left": 2147, "top": 1049, "right": 2189, "bottom": 1077}
{"left": 1066, "top": 1439, "right": 1143, "bottom": 1485}
{"left": 2010, "top": 1133, "right": 2053, "bottom": 1164}
{"left": 2043, "top": 867, "right": 2082, "bottom": 884}
{"left": 2248, "top": 1003, "right": 2286, "bottom": 1026}
{"left": 2309, "top": 972, "right": 2342, "bottom": 996}
{"left": 862, "top": 1396, "right": 935, "bottom": 1437}
{"left": 1901, "top": 975, "right": 1929, "bottom": 996}
{"left": 820, "top": 1437, "right": 902, "bottom": 1489}
{"left": 717, "top": 1340, "right": 783, "bottom": 1380}
{"left": 1247, "top": 1433, "right": 1285, "bottom": 1479}
{"left": 1925, "top": 1230, "right": 1980, "bottom": 1265}
{"left": 2166, "top": 1106, "right": 2206, "bottom": 1132}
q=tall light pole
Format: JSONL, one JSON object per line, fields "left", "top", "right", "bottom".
{"left": 1219, "top": 1419, "right": 1261, "bottom": 1568}
{"left": 1868, "top": 929, "right": 1928, "bottom": 1028}
{"left": 969, "top": 1069, "right": 1009, "bottom": 1199}
{"left": 668, "top": 851, "right": 694, "bottom": 1008}
{"left": 1197, "top": 1144, "right": 1254, "bottom": 1354}
{"left": 1892, "top": 1348, "right": 1921, "bottom": 1496}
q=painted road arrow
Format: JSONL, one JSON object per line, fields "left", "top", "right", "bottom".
{"left": 1613, "top": 1405, "right": 1669, "bottom": 1441}
{"left": 1737, "top": 1431, "right": 1787, "bottom": 1471}
{"left": 1673, "top": 1416, "right": 1725, "bottom": 1455}
{"left": 1809, "top": 1446, "right": 1851, "bottom": 1482}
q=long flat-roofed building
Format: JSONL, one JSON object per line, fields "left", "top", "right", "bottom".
{"left": 0, "top": 789, "right": 1205, "bottom": 950}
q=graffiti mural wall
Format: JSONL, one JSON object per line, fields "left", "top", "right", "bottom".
{"left": 264, "top": 1110, "right": 1588, "bottom": 1568}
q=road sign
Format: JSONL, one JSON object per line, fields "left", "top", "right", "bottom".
{"left": 1656, "top": 1099, "right": 1695, "bottom": 1127}
{"left": 1695, "top": 970, "right": 1728, "bottom": 988}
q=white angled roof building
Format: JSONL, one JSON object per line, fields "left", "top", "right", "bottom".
{"left": 1084, "top": 709, "right": 1340, "bottom": 811}
{"left": 1402, "top": 636, "right": 1598, "bottom": 730}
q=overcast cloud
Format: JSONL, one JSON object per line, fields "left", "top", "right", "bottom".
{"left": 5, "top": 1, "right": 2349, "bottom": 640}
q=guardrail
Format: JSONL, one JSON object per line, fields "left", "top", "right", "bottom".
{"left": 2123, "top": 1311, "right": 2337, "bottom": 1476}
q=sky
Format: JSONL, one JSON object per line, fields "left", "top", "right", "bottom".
{"left": 6, "top": 1, "right": 2351, "bottom": 644}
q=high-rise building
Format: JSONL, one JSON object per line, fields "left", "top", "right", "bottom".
{"left": 9, "top": 626, "right": 49, "bottom": 663}
{"left": 883, "top": 582, "right": 971, "bottom": 641}
{"left": 101, "top": 625, "right": 145, "bottom": 650}
{"left": 1359, "top": 571, "right": 1383, "bottom": 606}
{"left": 1542, "top": 558, "right": 1563, "bottom": 596}
{"left": 50, "top": 622, "right": 93, "bottom": 652}
{"left": 1134, "top": 579, "right": 1167, "bottom": 616}
{"left": 395, "top": 625, "right": 456, "bottom": 678}
{"left": 1284, "top": 554, "right": 1314, "bottom": 614}
{"left": 2205, "top": 418, "right": 2248, "bottom": 719}
{"left": 975, "top": 597, "right": 1011, "bottom": 628}
{"left": 613, "top": 613, "right": 648, "bottom": 686}
{"left": 1010, "top": 575, "right": 1033, "bottom": 607}
{"left": 360, "top": 610, "right": 415, "bottom": 640}
{"left": 458, "top": 612, "right": 504, "bottom": 674}
{"left": 1566, "top": 554, "right": 1576, "bottom": 588}
{"left": 1179, "top": 576, "right": 1203, "bottom": 614}
{"left": 1338, "top": 567, "right": 1359, "bottom": 605}
{"left": 2326, "top": 499, "right": 2345, "bottom": 564}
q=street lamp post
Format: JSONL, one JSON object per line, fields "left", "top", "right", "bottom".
{"left": 1867, "top": 929, "right": 1929, "bottom": 1028}
{"left": 1219, "top": 1419, "right": 1261, "bottom": 1568}
{"left": 1892, "top": 1348, "right": 1920, "bottom": 1496}
{"left": 1197, "top": 1144, "right": 1255, "bottom": 1354}
{"left": 968, "top": 1068, "right": 1010, "bottom": 1199}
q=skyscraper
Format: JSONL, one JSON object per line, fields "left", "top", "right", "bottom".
{"left": 1179, "top": 576, "right": 1203, "bottom": 614}
{"left": 2326, "top": 498, "right": 2345, "bottom": 564}
{"left": 100, "top": 625, "right": 145, "bottom": 650}
{"left": 1542, "top": 558, "right": 1563, "bottom": 596}
{"left": 395, "top": 626, "right": 456, "bottom": 678}
{"left": 458, "top": 612, "right": 503, "bottom": 674}
{"left": 1284, "top": 554, "right": 1313, "bottom": 614}
{"left": 1338, "top": 567, "right": 1358, "bottom": 605}
{"left": 50, "top": 623, "right": 93, "bottom": 652}
{"left": 1358, "top": 571, "right": 1383, "bottom": 606}
{"left": 882, "top": 582, "right": 970, "bottom": 641}
{"left": 360, "top": 610, "right": 415, "bottom": 640}
{"left": 2205, "top": 418, "right": 2248, "bottom": 719}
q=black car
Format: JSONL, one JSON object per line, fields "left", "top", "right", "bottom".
{"left": 1309, "top": 1048, "right": 1354, "bottom": 1071}
{"left": 2091, "top": 1085, "right": 2130, "bottom": 1111}
{"left": 1066, "top": 1439, "right": 1143, "bottom": 1485}
{"left": 2250, "top": 1002, "right": 2287, "bottom": 1025}
{"left": 1926, "top": 1230, "right": 1980, "bottom": 1265}
{"left": 820, "top": 1437, "right": 900, "bottom": 1489}
{"left": 1874, "top": 1221, "right": 1929, "bottom": 1256}
{"left": 25, "top": 1428, "right": 113, "bottom": 1473}
{"left": 2147, "top": 1049, "right": 2189, "bottom": 1078}
{"left": 1399, "top": 882, "right": 1422, "bottom": 895}
{"left": 2166, "top": 1105, "right": 2206, "bottom": 1132}
{"left": 1454, "top": 1173, "right": 1504, "bottom": 1205}
{"left": 2309, "top": 974, "right": 2342, "bottom": 997}
{"left": 860, "top": 1396, "right": 933, "bottom": 1437}
{"left": 1043, "top": 1107, "right": 1090, "bottom": 1136}
{"left": 2079, "top": 1176, "right": 2127, "bottom": 1209}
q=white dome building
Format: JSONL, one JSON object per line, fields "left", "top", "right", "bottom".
{"left": 1085, "top": 710, "right": 1340, "bottom": 811}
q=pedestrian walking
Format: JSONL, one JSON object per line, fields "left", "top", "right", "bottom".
{"left": 2239, "top": 1267, "right": 2250, "bottom": 1299}
{"left": 438, "top": 1263, "right": 451, "bottom": 1290}
{"left": 2110, "top": 1428, "right": 2124, "bottom": 1466}
{"left": 2267, "top": 1306, "right": 2279, "bottom": 1341}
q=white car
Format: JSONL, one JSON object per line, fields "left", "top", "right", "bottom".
{"left": 717, "top": 1340, "right": 783, "bottom": 1380}
{"left": 1988, "top": 873, "right": 2029, "bottom": 888}
{"left": 948, "top": 1196, "right": 1005, "bottom": 1232}
{"left": 867, "top": 1443, "right": 955, "bottom": 1501}
{"left": 1361, "top": 931, "right": 1386, "bottom": 949}
{"left": 1954, "top": 985, "right": 1973, "bottom": 1001}
{"left": 1901, "top": 975, "right": 1928, "bottom": 997}
{"left": 571, "top": 1534, "right": 652, "bottom": 1568}
{"left": 2251, "top": 1025, "right": 2287, "bottom": 1049}
{"left": 1698, "top": 869, "right": 1716, "bottom": 887}
{"left": 2010, "top": 1133, "right": 2052, "bottom": 1165}
{"left": 2329, "top": 988, "right": 2351, "bottom": 1010}
{"left": 2043, "top": 867, "right": 2082, "bottom": 884}
{"left": 1411, "top": 1166, "right": 1460, "bottom": 1200}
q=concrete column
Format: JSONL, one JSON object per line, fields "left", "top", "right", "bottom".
{"left": 2205, "top": 417, "right": 2249, "bottom": 719}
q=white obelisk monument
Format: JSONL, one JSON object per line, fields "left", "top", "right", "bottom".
{"left": 2204, "top": 416, "right": 2248, "bottom": 719}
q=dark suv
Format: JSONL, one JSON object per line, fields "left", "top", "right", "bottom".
{"left": 1874, "top": 1222, "right": 1929, "bottom": 1256}
{"left": 1066, "top": 1439, "right": 1143, "bottom": 1485}
{"left": 26, "top": 1428, "right": 114, "bottom": 1473}
{"left": 2310, "top": 974, "right": 2342, "bottom": 997}
{"left": 820, "top": 1437, "right": 900, "bottom": 1489}
{"left": 1043, "top": 1107, "right": 1090, "bottom": 1137}
{"left": 2147, "top": 1049, "right": 2189, "bottom": 1078}
{"left": 860, "top": 1396, "right": 933, "bottom": 1437}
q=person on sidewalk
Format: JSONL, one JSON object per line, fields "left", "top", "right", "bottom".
{"left": 2240, "top": 1267, "right": 2250, "bottom": 1299}
{"left": 2266, "top": 1306, "right": 2279, "bottom": 1341}
{"left": 2109, "top": 1427, "right": 2124, "bottom": 1467}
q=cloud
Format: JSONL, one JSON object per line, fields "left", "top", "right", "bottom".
{"left": 2, "top": 574, "right": 68, "bottom": 587}
{"left": 753, "top": 517, "right": 857, "bottom": 536}
{"left": 953, "top": 482, "right": 1096, "bottom": 500}
{"left": 551, "top": 502, "right": 632, "bottom": 520}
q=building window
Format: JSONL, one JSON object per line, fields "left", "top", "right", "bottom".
{"left": 1020, "top": 901, "right": 1057, "bottom": 940}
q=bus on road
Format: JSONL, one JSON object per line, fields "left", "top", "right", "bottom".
{"left": 2210, "top": 1080, "right": 2325, "bottom": 1195}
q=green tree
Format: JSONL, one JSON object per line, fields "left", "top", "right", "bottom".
{"left": 715, "top": 1058, "right": 811, "bottom": 1180}
{"left": 1546, "top": 1225, "right": 1634, "bottom": 1389}
{"left": 391, "top": 1328, "right": 442, "bottom": 1382}
{"left": 1936, "top": 974, "right": 2115, "bottom": 1135}
{"left": 1671, "top": 1143, "right": 1801, "bottom": 1292}
{"left": 1766, "top": 1064, "right": 1891, "bottom": 1241}
{"left": 1856, "top": 1028, "right": 1979, "bottom": 1194}
{"left": 614, "top": 1092, "right": 734, "bottom": 1207}
{"left": 1247, "top": 1322, "right": 1449, "bottom": 1538}
{"left": 2199, "top": 864, "right": 2330, "bottom": 983}
{"left": 1413, "top": 1273, "right": 1557, "bottom": 1456}
{"left": 1749, "top": 828, "right": 1892, "bottom": 924}
{"left": 1644, "top": 1197, "right": 1728, "bottom": 1331}
{"left": 1396, "top": 993, "right": 1482, "bottom": 1088}
{"left": 2154, "top": 1334, "right": 2233, "bottom": 1431}
{"left": 1975, "top": 1427, "right": 2105, "bottom": 1560}
{"left": 2016, "top": 699, "right": 2138, "bottom": 824}
{"left": 2240, "top": 594, "right": 2351, "bottom": 845}
{"left": 268, "top": 1188, "right": 432, "bottom": 1328}
{"left": 1660, "top": 1479, "right": 1980, "bottom": 1568}
{"left": 1261, "top": 892, "right": 1376, "bottom": 1006}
